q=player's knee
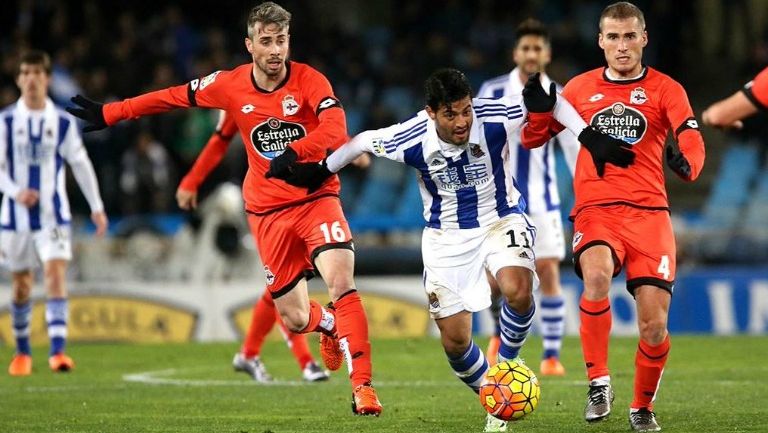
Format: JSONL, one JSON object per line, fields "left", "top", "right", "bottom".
{"left": 325, "top": 274, "right": 355, "bottom": 300}
{"left": 442, "top": 333, "right": 472, "bottom": 358}
{"left": 280, "top": 310, "right": 309, "bottom": 333}
{"left": 581, "top": 266, "right": 612, "bottom": 297}
{"left": 638, "top": 318, "right": 667, "bottom": 345}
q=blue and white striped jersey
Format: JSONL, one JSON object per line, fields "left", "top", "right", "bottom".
{"left": 359, "top": 97, "right": 528, "bottom": 229}
{"left": 0, "top": 98, "right": 103, "bottom": 231}
{"left": 478, "top": 68, "right": 579, "bottom": 215}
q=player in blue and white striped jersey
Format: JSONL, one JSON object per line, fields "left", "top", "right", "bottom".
{"left": 478, "top": 19, "right": 579, "bottom": 377}
{"left": 0, "top": 51, "right": 107, "bottom": 376}
{"left": 275, "top": 68, "right": 624, "bottom": 430}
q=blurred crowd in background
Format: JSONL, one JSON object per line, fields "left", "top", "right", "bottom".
{"left": 1, "top": 0, "right": 767, "bottom": 277}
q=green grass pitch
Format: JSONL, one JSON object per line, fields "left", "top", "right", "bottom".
{"left": 1, "top": 336, "right": 767, "bottom": 432}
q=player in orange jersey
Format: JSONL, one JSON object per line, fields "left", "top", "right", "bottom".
{"left": 702, "top": 66, "right": 768, "bottom": 129}
{"left": 521, "top": 2, "right": 705, "bottom": 431}
{"left": 68, "top": 2, "right": 381, "bottom": 415}
{"left": 176, "top": 111, "right": 328, "bottom": 383}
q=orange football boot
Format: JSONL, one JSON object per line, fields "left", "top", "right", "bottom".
{"left": 49, "top": 353, "right": 75, "bottom": 372}
{"left": 352, "top": 384, "right": 382, "bottom": 416}
{"left": 8, "top": 354, "right": 32, "bottom": 376}
{"left": 486, "top": 336, "right": 501, "bottom": 365}
{"left": 320, "top": 333, "right": 344, "bottom": 371}
{"left": 539, "top": 357, "right": 566, "bottom": 376}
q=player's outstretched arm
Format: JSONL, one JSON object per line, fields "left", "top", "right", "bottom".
{"left": 702, "top": 91, "right": 751, "bottom": 130}
{"left": 67, "top": 95, "right": 107, "bottom": 132}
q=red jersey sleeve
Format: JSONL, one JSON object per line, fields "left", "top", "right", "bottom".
{"left": 286, "top": 68, "right": 347, "bottom": 158}
{"left": 520, "top": 112, "right": 566, "bottom": 149}
{"left": 662, "top": 80, "right": 705, "bottom": 181}
{"left": 103, "top": 70, "right": 231, "bottom": 125}
{"left": 178, "top": 111, "right": 236, "bottom": 191}
{"left": 742, "top": 67, "right": 768, "bottom": 110}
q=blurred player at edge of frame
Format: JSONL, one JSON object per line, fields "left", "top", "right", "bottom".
{"left": 702, "top": 66, "right": 768, "bottom": 129}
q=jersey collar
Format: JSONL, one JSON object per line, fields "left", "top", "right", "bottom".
{"left": 602, "top": 65, "right": 648, "bottom": 84}
{"left": 15, "top": 97, "right": 55, "bottom": 117}
{"left": 250, "top": 61, "right": 292, "bottom": 93}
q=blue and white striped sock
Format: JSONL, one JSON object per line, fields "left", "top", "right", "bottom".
{"left": 498, "top": 302, "right": 536, "bottom": 362}
{"left": 540, "top": 294, "right": 565, "bottom": 359}
{"left": 46, "top": 298, "right": 68, "bottom": 356}
{"left": 447, "top": 340, "right": 489, "bottom": 393}
{"left": 12, "top": 301, "right": 32, "bottom": 355}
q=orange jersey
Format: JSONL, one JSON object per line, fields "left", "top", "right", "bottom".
{"left": 103, "top": 61, "right": 347, "bottom": 214}
{"left": 557, "top": 67, "right": 705, "bottom": 217}
{"left": 743, "top": 66, "right": 768, "bottom": 110}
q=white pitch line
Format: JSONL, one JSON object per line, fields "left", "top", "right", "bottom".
{"left": 122, "top": 368, "right": 460, "bottom": 387}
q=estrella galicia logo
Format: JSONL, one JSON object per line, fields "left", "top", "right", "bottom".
{"left": 589, "top": 102, "right": 647, "bottom": 145}
{"left": 250, "top": 117, "right": 307, "bottom": 160}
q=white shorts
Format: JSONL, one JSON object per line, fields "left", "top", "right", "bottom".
{"left": 528, "top": 210, "right": 566, "bottom": 260}
{"left": 422, "top": 213, "right": 538, "bottom": 319}
{"left": 0, "top": 226, "right": 72, "bottom": 272}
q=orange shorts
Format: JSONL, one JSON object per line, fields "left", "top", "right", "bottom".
{"left": 247, "top": 196, "right": 353, "bottom": 298}
{"left": 572, "top": 205, "right": 676, "bottom": 295}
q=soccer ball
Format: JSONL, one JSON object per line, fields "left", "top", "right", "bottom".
{"left": 479, "top": 360, "right": 540, "bottom": 421}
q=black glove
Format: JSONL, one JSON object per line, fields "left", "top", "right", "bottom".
{"left": 522, "top": 73, "right": 557, "bottom": 113}
{"left": 578, "top": 126, "right": 636, "bottom": 177}
{"left": 66, "top": 95, "right": 107, "bottom": 132}
{"left": 282, "top": 159, "right": 333, "bottom": 193}
{"left": 265, "top": 147, "right": 298, "bottom": 179}
{"left": 666, "top": 145, "right": 691, "bottom": 179}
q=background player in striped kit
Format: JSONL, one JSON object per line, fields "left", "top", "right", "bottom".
{"left": 276, "top": 68, "right": 630, "bottom": 432}
{"left": 478, "top": 18, "right": 580, "bottom": 377}
{"left": 0, "top": 50, "right": 108, "bottom": 376}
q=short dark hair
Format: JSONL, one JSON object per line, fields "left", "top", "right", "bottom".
{"left": 18, "top": 50, "right": 51, "bottom": 75}
{"left": 600, "top": 1, "right": 646, "bottom": 31}
{"left": 247, "top": 2, "right": 291, "bottom": 38}
{"left": 425, "top": 68, "right": 472, "bottom": 111}
{"left": 515, "top": 18, "right": 550, "bottom": 45}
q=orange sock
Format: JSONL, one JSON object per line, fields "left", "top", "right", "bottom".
{"left": 579, "top": 296, "right": 612, "bottom": 381}
{"left": 334, "top": 290, "right": 372, "bottom": 388}
{"left": 632, "top": 334, "right": 670, "bottom": 410}
{"left": 275, "top": 309, "right": 314, "bottom": 369}
{"left": 241, "top": 291, "right": 277, "bottom": 358}
{"left": 300, "top": 300, "right": 336, "bottom": 335}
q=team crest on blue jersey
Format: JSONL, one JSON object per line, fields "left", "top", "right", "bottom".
{"left": 630, "top": 87, "right": 648, "bottom": 105}
{"left": 470, "top": 144, "right": 485, "bottom": 158}
{"left": 282, "top": 95, "right": 300, "bottom": 116}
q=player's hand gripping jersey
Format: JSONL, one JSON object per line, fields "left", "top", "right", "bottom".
{"left": 100, "top": 62, "right": 346, "bottom": 214}
{"left": 536, "top": 67, "right": 705, "bottom": 217}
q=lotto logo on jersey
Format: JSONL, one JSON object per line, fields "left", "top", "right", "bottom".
{"left": 250, "top": 117, "right": 307, "bottom": 160}
{"left": 590, "top": 102, "right": 647, "bottom": 145}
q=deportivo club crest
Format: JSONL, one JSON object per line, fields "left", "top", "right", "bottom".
{"left": 264, "top": 266, "right": 275, "bottom": 285}
{"left": 282, "top": 95, "right": 300, "bottom": 116}
{"left": 630, "top": 87, "right": 648, "bottom": 105}
{"left": 470, "top": 144, "right": 485, "bottom": 158}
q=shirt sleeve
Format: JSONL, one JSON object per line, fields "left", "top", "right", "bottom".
{"left": 178, "top": 110, "right": 234, "bottom": 191}
{"left": 103, "top": 70, "right": 230, "bottom": 125}
{"left": 555, "top": 129, "right": 580, "bottom": 175}
{"left": 0, "top": 119, "right": 21, "bottom": 198}
{"left": 663, "top": 79, "right": 705, "bottom": 181}
{"left": 326, "top": 111, "right": 428, "bottom": 172}
{"left": 286, "top": 69, "right": 347, "bottom": 158}
{"left": 742, "top": 67, "right": 768, "bottom": 110}
{"left": 60, "top": 116, "right": 104, "bottom": 212}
